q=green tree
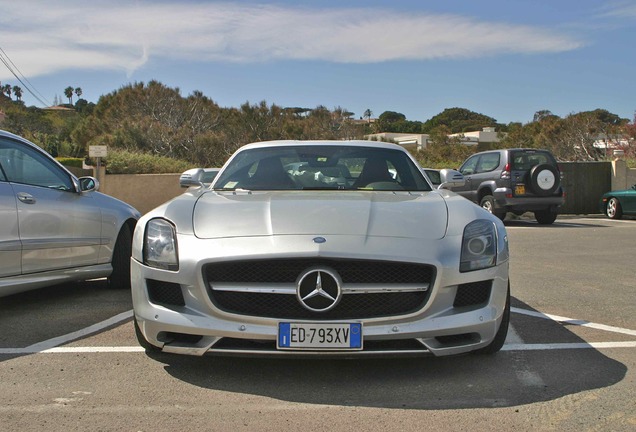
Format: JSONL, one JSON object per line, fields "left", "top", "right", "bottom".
{"left": 420, "top": 125, "right": 473, "bottom": 166}
{"left": 619, "top": 114, "right": 636, "bottom": 158}
{"left": 70, "top": 81, "right": 229, "bottom": 166}
{"left": 375, "top": 111, "right": 424, "bottom": 134}
{"left": 363, "top": 109, "right": 373, "bottom": 123}
{"left": 422, "top": 107, "right": 498, "bottom": 133}
{"left": 377, "top": 111, "right": 406, "bottom": 129}
{"left": 75, "top": 87, "right": 83, "bottom": 100}
{"left": 533, "top": 110, "right": 558, "bottom": 122}
{"left": 64, "top": 86, "right": 74, "bottom": 105}
{"left": 12, "top": 85, "right": 22, "bottom": 101}
{"left": 581, "top": 108, "right": 628, "bottom": 127}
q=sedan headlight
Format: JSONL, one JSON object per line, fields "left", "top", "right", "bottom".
{"left": 144, "top": 218, "right": 179, "bottom": 271}
{"left": 460, "top": 219, "right": 498, "bottom": 272}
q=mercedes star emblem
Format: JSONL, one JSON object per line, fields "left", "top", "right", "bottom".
{"left": 297, "top": 267, "right": 342, "bottom": 312}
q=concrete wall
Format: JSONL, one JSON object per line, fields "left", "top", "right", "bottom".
{"left": 99, "top": 171, "right": 184, "bottom": 214}
{"left": 612, "top": 159, "right": 636, "bottom": 190}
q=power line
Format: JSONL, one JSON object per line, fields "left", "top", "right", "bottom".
{"left": 0, "top": 45, "right": 51, "bottom": 107}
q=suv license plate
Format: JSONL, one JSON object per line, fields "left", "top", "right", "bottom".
{"left": 277, "top": 322, "right": 363, "bottom": 350}
{"left": 515, "top": 184, "right": 526, "bottom": 195}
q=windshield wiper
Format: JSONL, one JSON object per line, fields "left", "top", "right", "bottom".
{"left": 301, "top": 186, "right": 343, "bottom": 190}
{"left": 213, "top": 187, "right": 252, "bottom": 192}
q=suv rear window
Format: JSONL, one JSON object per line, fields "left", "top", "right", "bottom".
{"left": 510, "top": 151, "right": 556, "bottom": 170}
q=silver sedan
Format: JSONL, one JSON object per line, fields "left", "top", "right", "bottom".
{"left": 132, "top": 140, "right": 509, "bottom": 357}
{"left": 0, "top": 130, "right": 140, "bottom": 297}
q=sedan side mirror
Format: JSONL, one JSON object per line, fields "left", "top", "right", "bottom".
{"left": 179, "top": 168, "right": 205, "bottom": 188}
{"left": 438, "top": 169, "right": 465, "bottom": 190}
{"left": 78, "top": 176, "right": 100, "bottom": 192}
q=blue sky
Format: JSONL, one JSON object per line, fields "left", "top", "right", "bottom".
{"left": 1, "top": 0, "right": 635, "bottom": 124}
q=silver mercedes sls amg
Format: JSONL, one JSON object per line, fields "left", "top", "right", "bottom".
{"left": 132, "top": 140, "right": 510, "bottom": 357}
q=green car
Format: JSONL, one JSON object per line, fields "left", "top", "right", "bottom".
{"left": 600, "top": 184, "right": 636, "bottom": 219}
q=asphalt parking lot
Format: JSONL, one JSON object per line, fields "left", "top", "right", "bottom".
{"left": 1, "top": 216, "right": 635, "bottom": 431}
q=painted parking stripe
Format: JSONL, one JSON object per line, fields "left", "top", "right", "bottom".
{"left": 512, "top": 307, "right": 636, "bottom": 337}
{"left": 0, "top": 310, "right": 133, "bottom": 355}
{"left": 503, "top": 342, "right": 636, "bottom": 351}
{"left": 505, "top": 223, "right": 589, "bottom": 229}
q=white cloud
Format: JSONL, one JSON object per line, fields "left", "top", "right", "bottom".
{"left": 0, "top": 1, "right": 584, "bottom": 80}
{"left": 601, "top": 1, "right": 636, "bottom": 18}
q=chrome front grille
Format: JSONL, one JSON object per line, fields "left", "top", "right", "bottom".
{"left": 203, "top": 259, "right": 435, "bottom": 320}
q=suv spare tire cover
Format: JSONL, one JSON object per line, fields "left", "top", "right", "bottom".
{"left": 528, "top": 163, "right": 559, "bottom": 196}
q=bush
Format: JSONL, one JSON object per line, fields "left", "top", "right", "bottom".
{"left": 101, "top": 150, "right": 193, "bottom": 174}
{"left": 56, "top": 157, "right": 84, "bottom": 168}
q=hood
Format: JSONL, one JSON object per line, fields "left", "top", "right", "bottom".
{"left": 193, "top": 191, "right": 448, "bottom": 240}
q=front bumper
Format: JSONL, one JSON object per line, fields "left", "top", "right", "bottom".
{"left": 131, "top": 234, "right": 509, "bottom": 357}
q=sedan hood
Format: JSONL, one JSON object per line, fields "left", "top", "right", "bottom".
{"left": 193, "top": 191, "right": 448, "bottom": 240}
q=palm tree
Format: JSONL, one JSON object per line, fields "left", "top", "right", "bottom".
{"left": 363, "top": 109, "right": 373, "bottom": 123}
{"left": 2, "top": 84, "right": 11, "bottom": 98}
{"left": 12, "top": 85, "right": 22, "bottom": 101}
{"left": 75, "top": 87, "right": 82, "bottom": 100}
{"left": 64, "top": 86, "right": 74, "bottom": 104}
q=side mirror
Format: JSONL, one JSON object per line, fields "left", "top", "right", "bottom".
{"left": 78, "top": 176, "right": 100, "bottom": 192}
{"left": 437, "top": 169, "right": 465, "bottom": 190}
{"left": 179, "top": 168, "right": 206, "bottom": 188}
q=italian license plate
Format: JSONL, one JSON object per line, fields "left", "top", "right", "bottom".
{"left": 515, "top": 184, "right": 526, "bottom": 195}
{"left": 277, "top": 322, "right": 363, "bottom": 350}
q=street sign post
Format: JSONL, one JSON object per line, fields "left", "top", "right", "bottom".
{"left": 89, "top": 146, "right": 108, "bottom": 183}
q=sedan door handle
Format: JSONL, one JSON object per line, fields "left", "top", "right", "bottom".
{"left": 17, "top": 192, "right": 36, "bottom": 204}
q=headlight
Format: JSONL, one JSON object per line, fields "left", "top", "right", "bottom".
{"left": 144, "top": 218, "right": 178, "bottom": 271}
{"left": 460, "top": 219, "right": 498, "bottom": 272}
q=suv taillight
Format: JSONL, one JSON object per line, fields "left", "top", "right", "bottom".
{"left": 501, "top": 163, "right": 510, "bottom": 179}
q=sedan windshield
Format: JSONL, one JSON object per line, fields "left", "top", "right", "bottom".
{"left": 213, "top": 145, "right": 432, "bottom": 192}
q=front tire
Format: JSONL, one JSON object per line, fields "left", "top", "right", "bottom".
{"left": 108, "top": 223, "right": 132, "bottom": 290}
{"left": 134, "top": 317, "right": 161, "bottom": 352}
{"left": 606, "top": 197, "right": 623, "bottom": 219}
{"left": 480, "top": 195, "right": 506, "bottom": 220}
{"left": 474, "top": 283, "right": 510, "bottom": 355}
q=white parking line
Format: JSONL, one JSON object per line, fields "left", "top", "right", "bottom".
{"left": 579, "top": 217, "right": 636, "bottom": 224}
{"left": 0, "top": 310, "right": 133, "bottom": 355}
{"left": 503, "top": 342, "right": 636, "bottom": 351}
{"left": 505, "top": 222, "right": 589, "bottom": 229}
{"left": 512, "top": 307, "right": 636, "bottom": 337}
{"left": 1, "top": 308, "right": 635, "bottom": 355}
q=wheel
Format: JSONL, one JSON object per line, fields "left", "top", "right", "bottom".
{"left": 480, "top": 195, "right": 495, "bottom": 213}
{"left": 134, "top": 317, "right": 161, "bottom": 352}
{"left": 479, "top": 195, "right": 506, "bottom": 220}
{"left": 474, "top": 283, "right": 510, "bottom": 355}
{"left": 528, "top": 164, "right": 560, "bottom": 196}
{"left": 108, "top": 223, "right": 132, "bottom": 290}
{"left": 534, "top": 209, "right": 558, "bottom": 225}
{"left": 605, "top": 197, "right": 623, "bottom": 219}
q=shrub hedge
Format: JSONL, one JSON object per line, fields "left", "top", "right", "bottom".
{"left": 98, "top": 150, "right": 193, "bottom": 174}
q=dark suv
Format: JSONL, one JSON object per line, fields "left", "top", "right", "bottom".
{"left": 451, "top": 148, "right": 565, "bottom": 224}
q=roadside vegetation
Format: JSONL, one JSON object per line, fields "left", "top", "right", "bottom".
{"left": 0, "top": 80, "right": 634, "bottom": 172}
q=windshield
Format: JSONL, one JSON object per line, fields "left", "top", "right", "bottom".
{"left": 213, "top": 145, "right": 431, "bottom": 192}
